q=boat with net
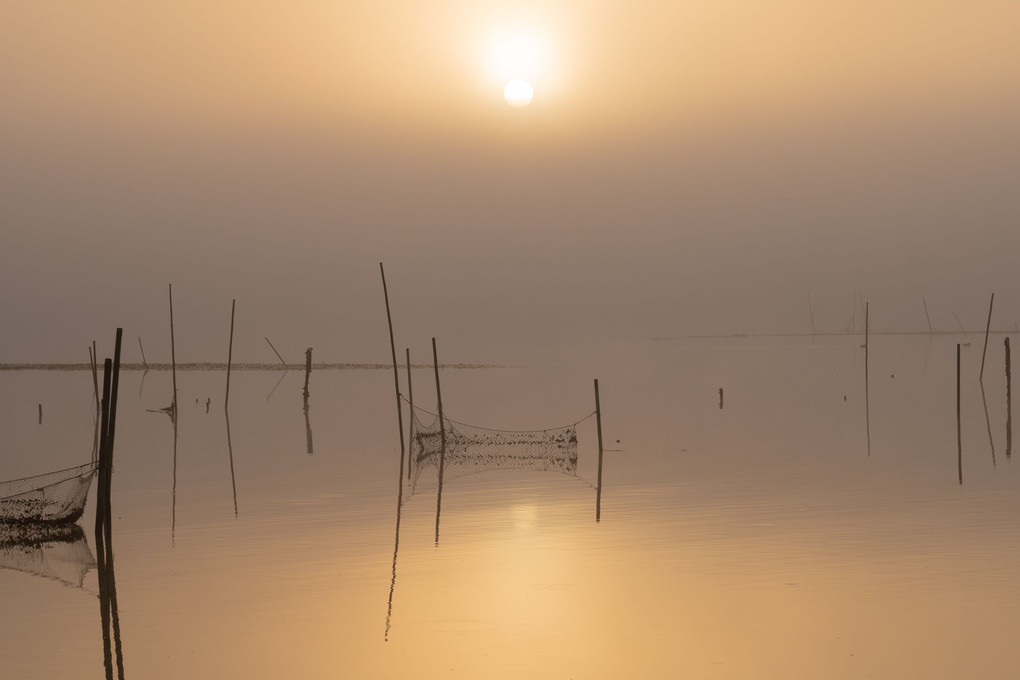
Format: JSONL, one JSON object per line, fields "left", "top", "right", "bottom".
{"left": 0, "top": 462, "right": 98, "bottom": 527}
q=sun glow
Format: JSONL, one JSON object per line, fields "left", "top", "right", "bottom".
{"left": 485, "top": 26, "right": 553, "bottom": 106}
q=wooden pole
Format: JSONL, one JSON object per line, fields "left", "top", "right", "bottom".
{"left": 104, "top": 329, "right": 123, "bottom": 532}
{"left": 168, "top": 284, "right": 177, "bottom": 417}
{"left": 225, "top": 300, "right": 235, "bottom": 409}
{"left": 94, "top": 357, "right": 113, "bottom": 678}
{"left": 980, "top": 293, "right": 995, "bottom": 382}
{"left": 923, "top": 297, "right": 933, "bottom": 334}
{"left": 138, "top": 336, "right": 148, "bottom": 369}
{"left": 957, "top": 343, "right": 963, "bottom": 485}
{"left": 380, "top": 263, "right": 406, "bottom": 472}
{"left": 433, "top": 337, "right": 446, "bottom": 545}
{"left": 595, "top": 379, "right": 604, "bottom": 522}
{"left": 405, "top": 348, "right": 414, "bottom": 481}
{"left": 89, "top": 345, "right": 100, "bottom": 464}
{"left": 38, "top": 403, "right": 42, "bottom": 425}
{"left": 264, "top": 337, "right": 287, "bottom": 367}
{"left": 303, "top": 347, "right": 313, "bottom": 402}
{"left": 94, "top": 359, "right": 112, "bottom": 539}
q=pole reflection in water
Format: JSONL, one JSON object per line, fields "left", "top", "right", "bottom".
{"left": 1006, "top": 337, "right": 1012, "bottom": 460}
{"left": 171, "top": 414, "right": 178, "bottom": 546}
{"left": 981, "top": 382, "right": 997, "bottom": 468}
{"left": 265, "top": 371, "right": 288, "bottom": 402}
{"left": 96, "top": 497, "right": 126, "bottom": 679}
{"left": 865, "top": 302, "right": 871, "bottom": 457}
{"left": 225, "top": 411, "right": 239, "bottom": 517}
{"left": 303, "top": 395, "right": 314, "bottom": 456}
{"left": 384, "top": 423, "right": 405, "bottom": 642}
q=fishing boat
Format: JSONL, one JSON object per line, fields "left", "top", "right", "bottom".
{"left": 0, "top": 462, "right": 98, "bottom": 526}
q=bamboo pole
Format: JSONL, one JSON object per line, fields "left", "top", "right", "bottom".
{"left": 168, "top": 284, "right": 177, "bottom": 416}
{"left": 264, "top": 337, "right": 287, "bottom": 367}
{"left": 95, "top": 358, "right": 113, "bottom": 678}
{"left": 595, "top": 378, "right": 604, "bottom": 522}
{"left": 105, "top": 328, "right": 123, "bottom": 532}
{"left": 980, "top": 293, "right": 995, "bottom": 382}
{"left": 225, "top": 300, "right": 235, "bottom": 409}
{"left": 380, "top": 263, "right": 406, "bottom": 473}
{"left": 433, "top": 337, "right": 446, "bottom": 545}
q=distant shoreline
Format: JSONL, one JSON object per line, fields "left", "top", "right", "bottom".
{"left": 0, "top": 362, "right": 508, "bottom": 372}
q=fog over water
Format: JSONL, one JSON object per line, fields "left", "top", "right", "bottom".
{"left": 3, "top": 1, "right": 1019, "bottom": 363}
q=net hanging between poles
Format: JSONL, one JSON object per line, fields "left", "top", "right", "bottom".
{"left": 407, "top": 404, "right": 588, "bottom": 493}
{"left": 0, "top": 463, "right": 98, "bottom": 526}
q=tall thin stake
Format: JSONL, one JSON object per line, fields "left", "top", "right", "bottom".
{"left": 380, "top": 263, "right": 406, "bottom": 472}
{"left": 923, "top": 297, "right": 933, "bottom": 334}
{"left": 980, "top": 293, "right": 995, "bottom": 382}
{"left": 433, "top": 338, "right": 446, "bottom": 545}
{"left": 303, "top": 347, "right": 313, "bottom": 401}
{"left": 595, "top": 379, "right": 605, "bottom": 522}
{"left": 225, "top": 300, "right": 235, "bottom": 409}
{"left": 137, "top": 336, "right": 148, "bottom": 369}
{"left": 957, "top": 343, "right": 963, "bottom": 485}
{"left": 264, "top": 337, "right": 287, "bottom": 367}
{"left": 168, "top": 284, "right": 177, "bottom": 416}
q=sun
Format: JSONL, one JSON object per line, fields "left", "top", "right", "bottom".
{"left": 504, "top": 79, "right": 534, "bottom": 108}
{"left": 485, "top": 27, "right": 550, "bottom": 108}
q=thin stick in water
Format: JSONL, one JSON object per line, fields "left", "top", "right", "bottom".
{"left": 923, "top": 297, "right": 933, "bottom": 334}
{"left": 595, "top": 378, "right": 605, "bottom": 522}
{"left": 264, "top": 337, "right": 287, "bottom": 367}
{"left": 225, "top": 300, "right": 235, "bottom": 409}
{"left": 138, "top": 336, "right": 148, "bottom": 369}
{"left": 169, "top": 284, "right": 177, "bottom": 417}
{"left": 980, "top": 293, "right": 995, "bottom": 382}
{"left": 380, "top": 263, "right": 406, "bottom": 479}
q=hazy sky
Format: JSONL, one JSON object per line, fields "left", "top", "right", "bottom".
{"left": 3, "top": 1, "right": 1019, "bottom": 363}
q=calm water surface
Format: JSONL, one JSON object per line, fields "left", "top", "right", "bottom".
{"left": 2, "top": 336, "right": 1018, "bottom": 679}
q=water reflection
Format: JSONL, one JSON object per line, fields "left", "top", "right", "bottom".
{"left": 1006, "top": 337, "right": 1012, "bottom": 460}
{"left": 225, "top": 411, "right": 239, "bottom": 517}
{"left": 981, "top": 382, "right": 997, "bottom": 468}
{"left": 95, "top": 503, "right": 125, "bottom": 680}
{"left": 0, "top": 524, "right": 95, "bottom": 588}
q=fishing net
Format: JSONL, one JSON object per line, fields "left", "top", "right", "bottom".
{"left": 0, "top": 463, "right": 97, "bottom": 526}
{"left": 409, "top": 406, "right": 582, "bottom": 492}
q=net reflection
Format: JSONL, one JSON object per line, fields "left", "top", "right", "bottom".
{"left": 0, "top": 524, "right": 95, "bottom": 589}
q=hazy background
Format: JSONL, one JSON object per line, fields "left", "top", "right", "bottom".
{"left": 3, "top": 0, "right": 1019, "bottom": 364}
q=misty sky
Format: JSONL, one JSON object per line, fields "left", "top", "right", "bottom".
{"left": 3, "top": 1, "right": 1019, "bottom": 364}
